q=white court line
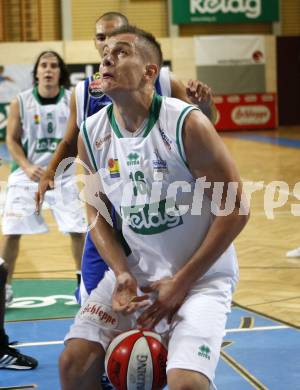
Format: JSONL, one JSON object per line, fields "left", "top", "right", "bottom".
{"left": 226, "top": 325, "right": 289, "bottom": 333}
{"left": 13, "top": 325, "right": 290, "bottom": 348}
{"left": 15, "top": 340, "right": 63, "bottom": 347}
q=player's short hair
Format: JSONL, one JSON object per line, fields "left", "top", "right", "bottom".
{"left": 96, "top": 12, "right": 129, "bottom": 26}
{"left": 108, "top": 25, "right": 163, "bottom": 69}
{"left": 32, "top": 51, "right": 70, "bottom": 89}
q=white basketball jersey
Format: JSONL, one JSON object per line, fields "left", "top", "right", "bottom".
{"left": 81, "top": 94, "right": 238, "bottom": 285}
{"left": 9, "top": 87, "right": 72, "bottom": 184}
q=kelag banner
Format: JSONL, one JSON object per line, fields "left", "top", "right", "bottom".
{"left": 172, "top": 0, "right": 280, "bottom": 24}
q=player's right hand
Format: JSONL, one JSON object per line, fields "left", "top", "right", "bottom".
{"left": 35, "top": 171, "right": 55, "bottom": 214}
{"left": 112, "top": 272, "right": 150, "bottom": 315}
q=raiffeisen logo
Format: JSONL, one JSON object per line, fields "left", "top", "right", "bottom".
{"left": 232, "top": 105, "right": 271, "bottom": 125}
{"left": 190, "top": 0, "right": 262, "bottom": 19}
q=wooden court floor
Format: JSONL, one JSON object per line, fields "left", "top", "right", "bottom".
{"left": 0, "top": 126, "right": 300, "bottom": 327}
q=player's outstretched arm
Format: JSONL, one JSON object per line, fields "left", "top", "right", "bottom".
{"left": 170, "top": 73, "right": 217, "bottom": 123}
{"left": 6, "top": 98, "right": 44, "bottom": 182}
{"left": 36, "top": 91, "right": 79, "bottom": 212}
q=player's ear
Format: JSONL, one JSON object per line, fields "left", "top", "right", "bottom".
{"left": 144, "top": 64, "right": 159, "bottom": 81}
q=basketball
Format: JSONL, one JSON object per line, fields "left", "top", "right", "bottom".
{"left": 105, "top": 329, "right": 168, "bottom": 390}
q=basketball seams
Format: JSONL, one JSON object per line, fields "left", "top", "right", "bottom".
{"left": 105, "top": 329, "right": 167, "bottom": 390}
{"left": 127, "top": 333, "right": 153, "bottom": 389}
{"left": 125, "top": 331, "right": 144, "bottom": 390}
{"left": 144, "top": 333, "right": 155, "bottom": 389}
{"left": 105, "top": 329, "right": 143, "bottom": 390}
{"left": 145, "top": 333, "right": 168, "bottom": 389}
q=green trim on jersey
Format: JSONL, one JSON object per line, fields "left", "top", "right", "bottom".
{"left": 107, "top": 104, "right": 123, "bottom": 138}
{"left": 56, "top": 87, "right": 65, "bottom": 103}
{"left": 32, "top": 86, "right": 65, "bottom": 105}
{"left": 82, "top": 122, "right": 98, "bottom": 172}
{"left": 107, "top": 93, "right": 162, "bottom": 139}
{"left": 143, "top": 93, "right": 162, "bottom": 137}
{"left": 17, "top": 94, "right": 24, "bottom": 121}
{"left": 10, "top": 140, "right": 28, "bottom": 173}
{"left": 176, "top": 106, "right": 198, "bottom": 167}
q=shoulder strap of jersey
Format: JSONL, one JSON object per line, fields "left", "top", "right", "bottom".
{"left": 17, "top": 93, "right": 25, "bottom": 123}
{"left": 80, "top": 120, "right": 98, "bottom": 172}
{"left": 83, "top": 76, "right": 92, "bottom": 121}
{"left": 176, "top": 105, "right": 199, "bottom": 166}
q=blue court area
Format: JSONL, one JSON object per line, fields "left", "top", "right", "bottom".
{"left": 1, "top": 305, "right": 299, "bottom": 390}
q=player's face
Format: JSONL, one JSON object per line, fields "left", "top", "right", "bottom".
{"left": 100, "top": 34, "right": 146, "bottom": 95}
{"left": 36, "top": 54, "right": 60, "bottom": 88}
{"left": 94, "top": 18, "right": 125, "bottom": 57}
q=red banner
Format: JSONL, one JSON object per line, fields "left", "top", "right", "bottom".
{"left": 214, "top": 93, "right": 277, "bottom": 131}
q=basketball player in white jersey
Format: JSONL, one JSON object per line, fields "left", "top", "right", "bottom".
{"left": 1, "top": 51, "right": 86, "bottom": 302}
{"left": 36, "top": 12, "right": 216, "bottom": 306}
{"left": 59, "top": 26, "right": 249, "bottom": 390}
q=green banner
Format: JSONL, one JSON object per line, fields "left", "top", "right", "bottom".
{"left": 172, "top": 0, "right": 280, "bottom": 24}
{"left": 0, "top": 102, "right": 9, "bottom": 141}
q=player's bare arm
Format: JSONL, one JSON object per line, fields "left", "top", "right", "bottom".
{"left": 6, "top": 98, "right": 44, "bottom": 182}
{"left": 78, "top": 136, "right": 149, "bottom": 314}
{"left": 36, "top": 91, "right": 79, "bottom": 211}
{"left": 138, "top": 111, "right": 249, "bottom": 329}
{"left": 179, "top": 110, "right": 248, "bottom": 277}
{"left": 170, "top": 73, "right": 217, "bottom": 122}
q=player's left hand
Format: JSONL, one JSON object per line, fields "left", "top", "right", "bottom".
{"left": 186, "top": 79, "right": 212, "bottom": 106}
{"left": 137, "top": 277, "right": 187, "bottom": 329}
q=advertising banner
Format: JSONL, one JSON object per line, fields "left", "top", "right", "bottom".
{"left": 214, "top": 93, "right": 277, "bottom": 130}
{"left": 195, "top": 35, "right": 266, "bottom": 94}
{"left": 195, "top": 35, "right": 265, "bottom": 66}
{"left": 172, "top": 0, "right": 280, "bottom": 24}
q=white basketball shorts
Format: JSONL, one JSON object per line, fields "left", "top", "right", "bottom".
{"left": 1, "top": 180, "right": 86, "bottom": 234}
{"left": 65, "top": 269, "right": 235, "bottom": 390}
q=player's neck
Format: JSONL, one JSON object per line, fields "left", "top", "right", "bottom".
{"left": 37, "top": 84, "right": 60, "bottom": 99}
{"left": 113, "top": 90, "right": 154, "bottom": 133}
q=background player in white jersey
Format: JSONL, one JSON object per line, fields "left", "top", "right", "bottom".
{"left": 59, "top": 26, "right": 249, "bottom": 390}
{"left": 1, "top": 51, "right": 86, "bottom": 303}
{"left": 36, "top": 12, "right": 216, "bottom": 306}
